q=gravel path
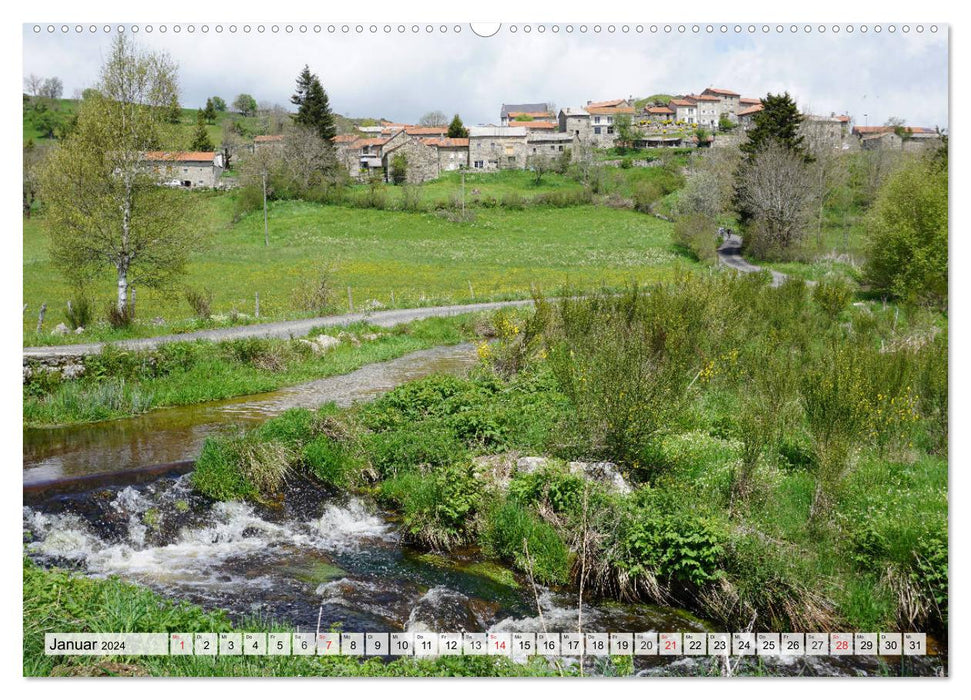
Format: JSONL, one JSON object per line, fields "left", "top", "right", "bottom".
{"left": 717, "top": 233, "right": 788, "bottom": 287}
{"left": 24, "top": 299, "right": 535, "bottom": 359}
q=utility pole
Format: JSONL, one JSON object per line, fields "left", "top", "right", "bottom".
{"left": 262, "top": 169, "right": 269, "bottom": 247}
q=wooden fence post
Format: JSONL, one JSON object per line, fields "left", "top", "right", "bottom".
{"left": 36, "top": 303, "right": 46, "bottom": 334}
{"left": 347, "top": 286, "right": 354, "bottom": 313}
{"left": 255, "top": 292, "right": 260, "bottom": 318}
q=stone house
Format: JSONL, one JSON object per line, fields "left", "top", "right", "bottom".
{"left": 667, "top": 99, "right": 698, "bottom": 125}
{"left": 143, "top": 151, "right": 224, "bottom": 188}
{"left": 334, "top": 136, "right": 390, "bottom": 179}
{"left": 852, "top": 125, "right": 942, "bottom": 152}
{"left": 424, "top": 137, "right": 470, "bottom": 174}
{"left": 382, "top": 137, "right": 440, "bottom": 184}
{"left": 558, "top": 107, "right": 590, "bottom": 139}
{"left": 701, "top": 87, "right": 741, "bottom": 122}
{"left": 500, "top": 103, "right": 554, "bottom": 126}
{"left": 468, "top": 126, "right": 529, "bottom": 170}
{"left": 381, "top": 136, "right": 470, "bottom": 183}
{"left": 737, "top": 103, "right": 763, "bottom": 130}
{"left": 526, "top": 132, "right": 575, "bottom": 159}
{"left": 801, "top": 114, "right": 852, "bottom": 151}
{"left": 640, "top": 105, "right": 675, "bottom": 127}
{"left": 684, "top": 94, "right": 722, "bottom": 128}
{"left": 584, "top": 99, "right": 635, "bottom": 148}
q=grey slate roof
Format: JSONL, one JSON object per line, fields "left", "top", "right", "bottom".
{"left": 500, "top": 103, "right": 551, "bottom": 118}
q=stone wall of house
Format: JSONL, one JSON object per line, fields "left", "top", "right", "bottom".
{"left": 437, "top": 147, "right": 469, "bottom": 172}
{"left": 469, "top": 136, "right": 529, "bottom": 171}
{"left": 385, "top": 138, "right": 440, "bottom": 183}
{"left": 161, "top": 161, "right": 222, "bottom": 188}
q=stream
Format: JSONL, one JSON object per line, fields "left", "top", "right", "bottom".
{"left": 22, "top": 344, "right": 944, "bottom": 676}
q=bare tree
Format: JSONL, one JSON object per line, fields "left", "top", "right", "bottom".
{"left": 219, "top": 119, "right": 243, "bottom": 170}
{"left": 24, "top": 73, "right": 43, "bottom": 97}
{"left": 527, "top": 153, "right": 554, "bottom": 185}
{"left": 418, "top": 110, "right": 448, "bottom": 126}
{"left": 674, "top": 147, "right": 741, "bottom": 220}
{"left": 40, "top": 76, "right": 64, "bottom": 101}
{"left": 735, "top": 142, "right": 816, "bottom": 258}
{"left": 802, "top": 117, "right": 850, "bottom": 248}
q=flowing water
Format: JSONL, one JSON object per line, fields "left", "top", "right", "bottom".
{"left": 24, "top": 344, "right": 479, "bottom": 484}
{"left": 22, "top": 344, "right": 944, "bottom": 676}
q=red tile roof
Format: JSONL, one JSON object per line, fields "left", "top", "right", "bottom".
{"left": 668, "top": 99, "right": 695, "bottom": 107}
{"left": 587, "top": 106, "right": 635, "bottom": 115}
{"left": 853, "top": 125, "right": 936, "bottom": 135}
{"left": 686, "top": 93, "right": 721, "bottom": 102}
{"left": 333, "top": 134, "right": 359, "bottom": 143}
{"left": 254, "top": 134, "right": 284, "bottom": 143}
{"left": 405, "top": 126, "right": 449, "bottom": 136}
{"left": 587, "top": 98, "right": 627, "bottom": 109}
{"left": 703, "top": 87, "right": 740, "bottom": 97}
{"left": 646, "top": 106, "right": 674, "bottom": 114}
{"left": 518, "top": 121, "right": 557, "bottom": 130}
{"left": 738, "top": 104, "right": 764, "bottom": 117}
{"left": 739, "top": 97, "right": 762, "bottom": 105}
{"left": 422, "top": 137, "right": 470, "bottom": 148}
{"left": 143, "top": 151, "right": 215, "bottom": 162}
{"left": 354, "top": 138, "right": 389, "bottom": 147}
{"left": 834, "top": 115, "right": 851, "bottom": 123}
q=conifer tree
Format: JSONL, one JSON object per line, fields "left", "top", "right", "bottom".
{"left": 190, "top": 110, "right": 214, "bottom": 151}
{"left": 740, "top": 92, "right": 809, "bottom": 161}
{"left": 291, "top": 65, "right": 336, "bottom": 141}
{"left": 447, "top": 114, "right": 469, "bottom": 139}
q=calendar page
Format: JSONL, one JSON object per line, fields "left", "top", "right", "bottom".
{"left": 17, "top": 4, "right": 950, "bottom": 684}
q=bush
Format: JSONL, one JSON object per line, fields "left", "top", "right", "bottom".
{"left": 612, "top": 509, "right": 725, "bottom": 588}
{"left": 185, "top": 287, "right": 214, "bottom": 320}
{"left": 500, "top": 192, "right": 526, "bottom": 210}
{"left": 365, "top": 426, "right": 466, "bottom": 479}
{"left": 64, "top": 296, "right": 92, "bottom": 330}
{"left": 378, "top": 462, "right": 481, "bottom": 548}
{"left": 508, "top": 466, "right": 585, "bottom": 514}
{"left": 292, "top": 263, "right": 336, "bottom": 314}
{"left": 673, "top": 213, "right": 718, "bottom": 264}
{"left": 863, "top": 156, "right": 947, "bottom": 308}
{"left": 105, "top": 300, "right": 134, "bottom": 328}
{"left": 812, "top": 277, "right": 853, "bottom": 320}
{"left": 482, "top": 499, "right": 573, "bottom": 585}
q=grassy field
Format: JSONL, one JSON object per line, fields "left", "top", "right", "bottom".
{"left": 23, "top": 190, "right": 692, "bottom": 344}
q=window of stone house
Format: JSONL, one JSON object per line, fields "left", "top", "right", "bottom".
{"left": 594, "top": 126, "right": 601, "bottom": 134}
{"left": 558, "top": 146, "right": 564, "bottom": 151}
{"left": 594, "top": 116, "right": 601, "bottom": 124}
{"left": 607, "top": 127, "right": 614, "bottom": 135}
{"left": 474, "top": 160, "right": 483, "bottom": 169}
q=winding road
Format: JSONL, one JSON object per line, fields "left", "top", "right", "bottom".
{"left": 23, "top": 299, "right": 535, "bottom": 360}
{"left": 716, "top": 233, "right": 788, "bottom": 287}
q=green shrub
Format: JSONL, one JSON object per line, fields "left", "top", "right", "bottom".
{"left": 378, "top": 462, "right": 481, "bottom": 548}
{"left": 482, "top": 499, "right": 573, "bottom": 585}
{"left": 508, "top": 466, "right": 585, "bottom": 514}
{"left": 365, "top": 426, "right": 465, "bottom": 479}
{"left": 184, "top": 287, "right": 214, "bottom": 320}
{"left": 812, "top": 277, "right": 853, "bottom": 320}
{"left": 863, "top": 156, "right": 947, "bottom": 308}
{"left": 612, "top": 509, "right": 725, "bottom": 587}
{"left": 673, "top": 213, "right": 718, "bottom": 264}
{"left": 911, "top": 532, "right": 947, "bottom": 626}
{"left": 65, "top": 296, "right": 92, "bottom": 330}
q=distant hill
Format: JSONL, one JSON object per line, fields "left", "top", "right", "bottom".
{"left": 23, "top": 96, "right": 382, "bottom": 148}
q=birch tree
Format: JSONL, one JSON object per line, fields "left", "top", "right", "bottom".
{"left": 38, "top": 34, "right": 201, "bottom": 313}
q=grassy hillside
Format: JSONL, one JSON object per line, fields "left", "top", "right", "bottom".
{"left": 23, "top": 96, "right": 379, "bottom": 148}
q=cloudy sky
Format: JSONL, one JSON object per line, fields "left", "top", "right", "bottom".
{"left": 22, "top": 23, "right": 949, "bottom": 129}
